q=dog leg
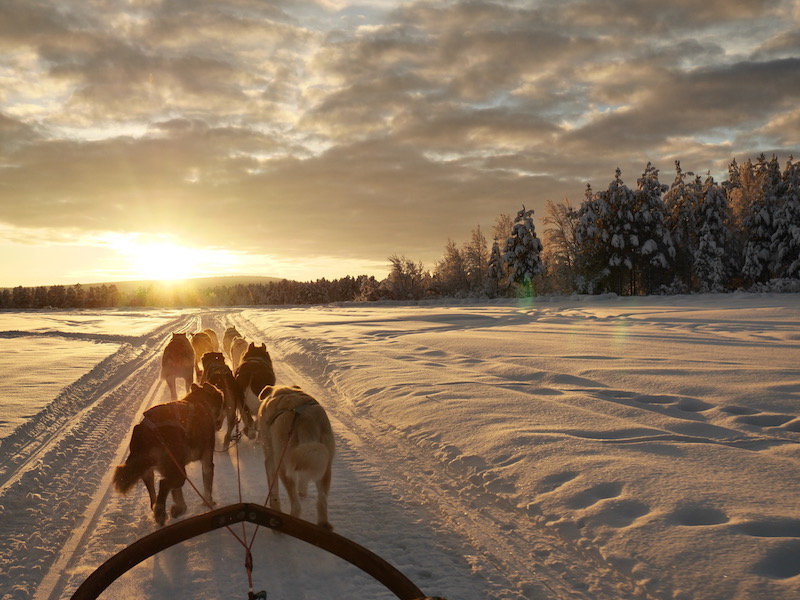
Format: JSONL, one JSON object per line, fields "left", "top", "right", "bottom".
{"left": 153, "top": 479, "right": 171, "bottom": 526}
{"left": 166, "top": 376, "right": 177, "bottom": 402}
{"left": 170, "top": 487, "right": 187, "bottom": 518}
{"left": 263, "top": 452, "right": 282, "bottom": 513}
{"left": 143, "top": 469, "right": 157, "bottom": 508}
{"left": 201, "top": 454, "right": 215, "bottom": 507}
{"left": 282, "top": 472, "right": 302, "bottom": 519}
{"left": 223, "top": 386, "right": 237, "bottom": 445}
{"left": 316, "top": 466, "right": 333, "bottom": 530}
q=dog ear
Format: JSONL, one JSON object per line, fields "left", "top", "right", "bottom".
{"left": 259, "top": 386, "right": 273, "bottom": 400}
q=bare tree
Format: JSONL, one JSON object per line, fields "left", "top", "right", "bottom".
{"left": 383, "top": 254, "right": 430, "bottom": 300}
{"left": 541, "top": 197, "right": 579, "bottom": 292}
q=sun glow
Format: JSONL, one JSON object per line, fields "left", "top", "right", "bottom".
{"left": 112, "top": 234, "right": 240, "bottom": 281}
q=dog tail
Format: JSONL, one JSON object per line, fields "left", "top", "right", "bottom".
{"left": 288, "top": 442, "right": 332, "bottom": 482}
{"left": 113, "top": 424, "right": 152, "bottom": 494}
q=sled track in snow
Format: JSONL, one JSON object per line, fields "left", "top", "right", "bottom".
{"left": 0, "top": 315, "right": 199, "bottom": 600}
{"left": 229, "top": 312, "right": 662, "bottom": 600}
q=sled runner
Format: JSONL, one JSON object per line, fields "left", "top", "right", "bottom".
{"left": 70, "top": 502, "right": 435, "bottom": 600}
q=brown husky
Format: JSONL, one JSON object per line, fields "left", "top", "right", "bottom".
{"left": 257, "top": 385, "right": 335, "bottom": 530}
{"left": 200, "top": 351, "right": 245, "bottom": 445}
{"left": 230, "top": 336, "right": 249, "bottom": 371}
{"left": 223, "top": 326, "right": 242, "bottom": 359}
{"left": 160, "top": 333, "right": 195, "bottom": 401}
{"left": 202, "top": 328, "right": 220, "bottom": 352}
{"left": 190, "top": 331, "right": 215, "bottom": 377}
{"left": 113, "top": 383, "right": 224, "bottom": 525}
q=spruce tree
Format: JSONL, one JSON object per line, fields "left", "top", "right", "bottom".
{"left": 575, "top": 183, "right": 610, "bottom": 293}
{"left": 603, "top": 168, "right": 639, "bottom": 294}
{"left": 742, "top": 154, "right": 782, "bottom": 284}
{"left": 770, "top": 156, "right": 800, "bottom": 279}
{"left": 664, "top": 161, "right": 701, "bottom": 290}
{"left": 694, "top": 175, "right": 733, "bottom": 292}
{"left": 486, "top": 240, "right": 506, "bottom": 297}
{"left": 503, "top": 205, "right": 544, "bottom": 292}
{"left": 634, "top": 162, "right": 674, "bottom": 293}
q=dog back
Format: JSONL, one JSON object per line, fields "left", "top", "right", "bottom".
{"left": 162, "top": 333, "right": 194, "bottom": 369}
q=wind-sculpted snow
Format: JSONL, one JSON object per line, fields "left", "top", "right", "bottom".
{"left": 0, "top": 296, "right": 798, "bottom": 600}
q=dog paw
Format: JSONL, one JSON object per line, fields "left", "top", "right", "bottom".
{"left": 170, "top": 504, "right": 187, "bottom": 518}
{"left": 154, "top": 507, "right": 167, "bottom": 526}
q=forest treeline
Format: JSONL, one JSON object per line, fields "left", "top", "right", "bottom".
{"left": 2, "top": 153, "right": 799, "bottom": 309}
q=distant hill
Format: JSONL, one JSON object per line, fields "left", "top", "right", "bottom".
{"left": 99, "top": 275, "right": 284, "bottom": 293}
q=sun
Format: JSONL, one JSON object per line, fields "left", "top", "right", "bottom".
{"left": 111, "top": 234, "right": 239, "bottom": 282}
{"left": 129, "top": 241, "right": 200, "bottom": 281}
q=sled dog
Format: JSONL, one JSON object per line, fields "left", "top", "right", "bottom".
{"left": 191, "top": 331, "right": 215, "bottom": 377}
{"left": 200, "top": 351, "right": 245, "bottom": 445}
{"left": 223, "top": 326, "right": 242, "bottom": 359}
{"left": 234, "top": 343, "right": 276, "bottom": 433}
{"left": 202, "top": 328, "right": 220, "bottom": 352}
{"left": 113, "top": 383, "right": 224, "bottom": 526}
{"left": 257, "top": 385, "right": 335, "bottom": 529}
{"left": 161, "top": 333, "right": 195, "bottom": 401}
{"left": 230, "top": 336, "right": 248, "bottom": 371}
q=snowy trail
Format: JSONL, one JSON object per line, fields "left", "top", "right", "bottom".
{"left": 3, "top": 297, "right": 799, "bottom": 600}
{"left": 231, "top": 311, "right": 658, "bottom": 600}
{"left": 14, "top": 310, "right": 494, "bottom": 600}
{"left": 1, "top": 314, "right": 200, "bottom": 600}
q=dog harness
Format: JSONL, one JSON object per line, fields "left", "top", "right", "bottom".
{"left": 142, "top": 401, "right": 197, "bottom": 434}
{"left": 265, "top": 399, "right": 319, "bottom": 429}
{"left": 242, "top": 354, "right": 272, "bottom": 368}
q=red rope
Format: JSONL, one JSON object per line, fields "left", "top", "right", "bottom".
{"left": 151, "top": 395, "right": 298, "bottom": 596}
{"left": 153, "top": 428, "right": 248, "bottom": 550}
{"left": 246, "top": 412, "right": 298, "bottom": 552}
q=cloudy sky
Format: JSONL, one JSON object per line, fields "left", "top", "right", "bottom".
{"left": 1, "top": 0, "right": 799, "bottom": 287}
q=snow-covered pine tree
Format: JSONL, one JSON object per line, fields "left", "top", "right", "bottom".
{"left": 634, "top": 162, "right": 674, "bottom": 293}
{"left": 742, "top": 154, "right": 782, "bottom": 284}
{"left": 603, "top": 168, "right": 639, "bottom": 295}
{"left": 664, "top": 161, "right": 701, "bottom": 290}
{"left": 693, "top": 174, "right": 732, "bottom": 292}
{"left": 575, "top": 183, "right": 610, "bottom": 293}
{"left": 486, "top": 240, "right": 506, "bottom": 297}
{"left": 770, "top": 156, "right": 800, "bottom": 279}
{"left": 503, "top": 205, "right": 544, "bottom": 293}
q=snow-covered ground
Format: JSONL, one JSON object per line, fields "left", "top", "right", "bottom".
{"left": 1, "top": 294, "right": 799, "bottom": 600}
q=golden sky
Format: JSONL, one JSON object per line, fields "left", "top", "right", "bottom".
{"left": 1, "top": 0, "right": 799, "bottom": 286}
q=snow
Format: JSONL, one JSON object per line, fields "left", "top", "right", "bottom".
{"left": 1, "top": 294, "right": 799, "bottom": 600}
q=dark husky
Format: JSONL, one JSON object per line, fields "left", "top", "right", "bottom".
{"left": 113, "top": 383, "right": 224, "bottom": 526}
{"left": 234, "top": 343, "right": 276, "bottom": 434}
{"left": 160, "top": 333, "right": 195, "bottom": 401}
{"left": 200, "top": 351, "right": 245, "bottom": 445}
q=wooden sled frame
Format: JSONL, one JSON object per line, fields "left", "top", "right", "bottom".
{"left": 70, "top": 502, "right": 426, "bottom": 600}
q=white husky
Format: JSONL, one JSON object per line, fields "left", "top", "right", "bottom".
{"left": 257, "top": 385, "right": 335, "bottom": 530}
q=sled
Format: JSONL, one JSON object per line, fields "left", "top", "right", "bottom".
{"left": 70, "top": 502, "right": 436, "bottom": 600}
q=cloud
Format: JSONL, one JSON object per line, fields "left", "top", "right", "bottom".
{"left": 0, "top": 0, "right": 798, "bottom": 285}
